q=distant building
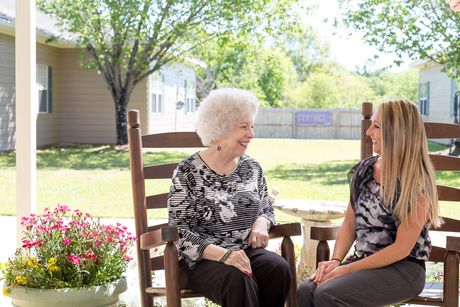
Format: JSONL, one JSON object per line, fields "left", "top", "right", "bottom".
{"left": 0, "top": 0, "right": 197, "bottom": 151}
{"left": 411, "top": 60, "right": 458, "bottom": 124}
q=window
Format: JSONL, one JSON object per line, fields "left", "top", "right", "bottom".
{"left": 150, "top": 72, "right": 164, "bottom": 113}
{"left": 184, "top": 80, "right": 196, "bottom": 113}
{"left": 451, "top": 79, "right": 459, "bottom": 117}
{"left": 418, "top": 81, "right": 430, "bottom": 116}
{"left": 37, "top": 64, "right": 53, "bottom": 113}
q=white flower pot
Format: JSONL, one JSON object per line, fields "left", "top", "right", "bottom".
{"left": 5, "top": 278, "right": 127, "bottom": 307}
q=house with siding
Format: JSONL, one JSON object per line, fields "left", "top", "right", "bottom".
{"left": 0, "top": 0, "right": 197, "bottom": 152}
{"left": 412, "top": 60, "right": 458, "bottom": 124}
{"left": 411, "top": 60, "right": 459, "bottom": 145}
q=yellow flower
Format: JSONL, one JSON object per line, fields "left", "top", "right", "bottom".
{"left": 27, "top": 256, "right": 38, "bottom": 268}
{"left": 15, "top": 275, "right": 29, "bottom": 285}
{"left": 0, "top": 262, "right": 2, "bottom": 270}
{"left": 2, "top": 288, "right": 10, "bottom": 297}
{"left": 3, "top": 262, "right": 9, "bottom": 268}
{"left": 47, "top": 257, "right": 57, "bottom": 266}
{"left": 49, "top": 265, "right": 61, "bottom": 273}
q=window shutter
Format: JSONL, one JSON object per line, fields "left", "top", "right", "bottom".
{"left": 418, "top": 83, "right": 423, "bottom": 111}
{"left": 426, "top": 81, "right": 430, "bottom": 115}
{"left": 47, "top": 66, "right": 53, "bottom": 113}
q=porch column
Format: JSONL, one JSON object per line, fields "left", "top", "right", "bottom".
{"left": 15, "top": 0, "right": 37, "bottom": 246}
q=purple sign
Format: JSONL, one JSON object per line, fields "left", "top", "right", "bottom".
{"left": 296, "top": 111, "right": 332, "bottom": 126}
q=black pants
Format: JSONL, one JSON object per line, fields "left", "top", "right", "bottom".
{"left": 179, "top": 248, "right": 292, "bottom": 307}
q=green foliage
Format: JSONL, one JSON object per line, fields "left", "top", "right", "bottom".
{"left": 286, "top": 69, "right": 376, "bottom": 109}
{"left": 1, "top": 205, "right": 135, "bottom": 289}
{"left": 338, "top": 0, "right": 460, "bottom": 79}
{"left": 193, "top": 33, "right": 298, "bottom": 107}
{"left": 281, "top": 25, "right": 330, "bottom": 82}
{"left": 366, "top": 69, "right": 419, "bottom": 103}
{"left": 286, "top": 67, "right": 419, "bottom": 109}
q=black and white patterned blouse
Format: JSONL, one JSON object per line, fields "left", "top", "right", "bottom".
{"left": 168, "top": 153, "right": 275, "bottom": 269}
{"left": 349, "top": 155, "right": 431, "bottom": 261}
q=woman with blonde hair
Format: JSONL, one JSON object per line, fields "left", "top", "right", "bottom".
{"left": 297, "top": 99, "right": 441, "bottom": 306}
{"left": 168, "top": 88, "right": 292, "bottom": 307}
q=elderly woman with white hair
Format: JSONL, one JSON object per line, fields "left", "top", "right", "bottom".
{"left": 167, "top": 88, "right": 292, "bottom": 307}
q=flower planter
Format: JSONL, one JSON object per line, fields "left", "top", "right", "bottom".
{"left": 5, "top": 277, "right": 127, "bottom": 307}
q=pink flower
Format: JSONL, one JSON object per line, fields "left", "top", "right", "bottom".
{"left": 82, "top": 253, "right": 97, "bottom": 261}
{"left": 62, "top": 238, "right": 72, "bottom": 245}
{"left": 67, "top": 255, "right": 81, "bottom": 265}
{"left": 57, "top": 204, "right": 70, "bottom": 212}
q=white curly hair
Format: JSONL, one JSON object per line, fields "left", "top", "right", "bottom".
{"left": 196, "top": 88, "right": 259, "bottom": 146}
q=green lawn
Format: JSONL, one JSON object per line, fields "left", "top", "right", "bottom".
{"left": 1, "top": 139, "right": 458, "bottom": 222}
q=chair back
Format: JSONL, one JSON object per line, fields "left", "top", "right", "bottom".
{"left": 128, "top": 109, "right": 204, "bottom": 307}
{"left": 360, "top": 102, "right": 460, "bottom": 306}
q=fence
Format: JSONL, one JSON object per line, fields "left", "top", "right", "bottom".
{"left": 254, "top": 108, "right": 361, "bottom": 139}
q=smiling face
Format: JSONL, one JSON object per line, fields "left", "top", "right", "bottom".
{"left": 219, "top": 117, "right": 255, "bottom": 158}
{"left": 366, "top": 109, "right": 382, "bottom": 155}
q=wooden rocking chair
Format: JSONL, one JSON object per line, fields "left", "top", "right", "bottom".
{"left": 312, "top": 102, "right": 460, "bottom": 307}
{"left": 128, "top": 109, "right": 301, "bottom": 307}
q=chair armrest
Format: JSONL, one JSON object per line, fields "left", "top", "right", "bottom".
{"left": 139, "top": 225, "right": 178, "bottom": 250}
{"left": 269, "top": 223, "right": 301, "bottom": 239}
{"left": 310, "top": 225, "right": 341, "bottom": 266}
{"left": 310, "top": 225, "right": 341, "bottom": 241}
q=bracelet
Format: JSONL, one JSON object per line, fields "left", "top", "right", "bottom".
{"left": 218, "top": 250, "right": 233, "bottom": 263}
{"left": 330, "top": 257, "right": 342, "bottom": 264}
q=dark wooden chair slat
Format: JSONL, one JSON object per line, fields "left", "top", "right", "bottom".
{"left": 142, "top": 132, "right": 203, "bottom": 148}
{"left": 438, "top": 185, "right": 460, "bottom": 202}
{"left": 424, "top": 122, "right": 460, "bottom": 139}
{"left": 430, "top": 155, "right": 460, "bottom": 171}
{"left": 431, "top": 217, "right": 460, "bottom": 232}
{"left": 144, "top": 163, "right": 178, "bottom": 179}
{"left": 146, "top": 193, "right": 168, "bottom": 209}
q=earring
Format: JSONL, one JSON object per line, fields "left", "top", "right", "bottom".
{"left": 217, "top": 145, "right": 222, "bottom": 151}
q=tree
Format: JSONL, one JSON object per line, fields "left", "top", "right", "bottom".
{"left": 282, "top": 25, "right": 330, "bottom": 82}
{"left": 286, "top": 67, "right": 376, "bottom": 109}
{"left": 38, "top": 0, "right": 298, "bottom": 144}
{"left": 337, "top": 0, "right": 460, "bottom": 78}
{"left": 191, "top": 2, "right": 314, "bottom": 105}
{"left": 192, "top": 32, "right": 298, "bottom": 108}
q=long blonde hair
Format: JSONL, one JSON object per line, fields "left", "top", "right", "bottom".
{"left": 380, "top": 99, "right": 441, "bottom": 227}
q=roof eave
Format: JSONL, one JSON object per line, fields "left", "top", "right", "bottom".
{"left": 0, "top": 20, "right": 76, "bottom": 48}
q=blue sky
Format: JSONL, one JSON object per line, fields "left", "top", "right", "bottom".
{"left": 307, "top": 0, "right": 411, "bottom": 72}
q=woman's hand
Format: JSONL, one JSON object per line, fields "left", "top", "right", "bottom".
{"left": 248, "top": 217, "right": 270, "bottom": 248}
{"left": 309, "top": 259, "right": 341, "bottom": 284}
{"left": 224, "top": 250, "right": 252, "bottom": 275}
{"left": 317, "top": 264, "right": 350, "bottom": 286}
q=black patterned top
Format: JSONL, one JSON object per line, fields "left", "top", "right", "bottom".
{"left": 167, "top": 153, "right": 275, "bottom": 268}
{"left": 349, "top": 155, "right": 431, "bottom": 260}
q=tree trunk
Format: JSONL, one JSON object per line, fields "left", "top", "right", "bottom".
{"left": 115, "top": 102, "right": 128, "bottom": 145}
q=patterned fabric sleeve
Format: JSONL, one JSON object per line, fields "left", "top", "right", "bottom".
{"left": 256, "top": 163, "right": 276, "bottom": 227}
{"left": 348, "top": 156, "right": 376, "bottom": 212}
{"left": 168, "top": 163, "right": 213, "bottom": 263}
